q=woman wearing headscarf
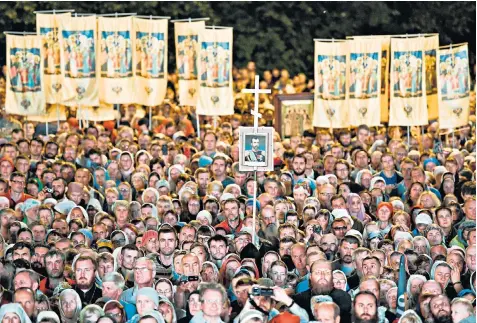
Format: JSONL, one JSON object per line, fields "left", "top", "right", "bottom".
{"left": 118, "top": 151, "right": 135, "bottom": 183}
{"left": 376, "top": 202, "right": 394, "bottom": 237}
{"left": 355, "top": 169, "right": 373, "bottom": 190}
{"left": 406, "top": 274, "right": 428, "bottom": 309}
{"left": 177, "top": 291, "right": 200, "bottom": 323}
{"left": 346, "top": 193, "right": 369, "bottom": 223}
{"left": 0, "top": 303, "right": 32, "bottom": 323}
{"left": 80, "top": 304, "right": 104, "bottom": 323}
{"left": 58, "top": 289, "right": 82, "bottom": 323}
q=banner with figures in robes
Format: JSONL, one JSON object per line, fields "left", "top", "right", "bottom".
{"left": 196, "top": 27, "right": 234, "bottom": 116}
{"left": 98, "top": 17, "right": 135, "bottom": 104}
{"left": 437, "top": 43, "right": 471, "bottom": 129}
{"left": 348, "top": 38, "right": 382, "bottom": 126}
{"left": 313, "top": 40, "right": 349, "bottom": 129}
{"left": 28, "top": 104, "right": 68, "bottom": 122}
{"left": 424, "top": 34, "right": 439, "bottom": 120}
{"left": 6, "top": 35, "right": 46, "bottom": 116}
{"left": 175, "top": 20, "right": 205, "bottom": 106}
{"left": 60, "top": 15, "right": 99, "bottom": 107}
{"left": 347, "top": 35, "right": 390, "bottom": 123}
{"left": 36, "top": 12, "right": 71, "bottom": 104}
{"left": 389, "top": 37, "right": 428, "bottom": 126}
{"left": 133, "top": 17, "right": 168, "bottom": 106}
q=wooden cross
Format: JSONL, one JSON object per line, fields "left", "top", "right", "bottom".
{"left": 242, "top": 75, "right": 271, "bottom": 129}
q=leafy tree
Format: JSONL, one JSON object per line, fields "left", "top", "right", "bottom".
{"left": 0, "top": 1, "right": 474, "bottom": 78}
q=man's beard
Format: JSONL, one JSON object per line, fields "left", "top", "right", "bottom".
{"left": 76, "top": 277, "right": 94, "bottom": 290}
{"left": 341, "top": 255, "right": 353, "bottom": 264}
{"left": 353, "top": 313, "right": 378, "bottom": 323}
{"left": 294, "top": 169, "right": 305, "bottom": 176}
{"left": 52, "top": 191, "right": 65, "bottom": 200}
{"left": 47, "top": 268, "right": 63, "bottom": 279}
{"left": 312, "top": 279, "right": 334, "bottom": 295}
{"left": 434, "top": 313, "right": 452, "bottom": 323}
{"left": 45, "top": 153, "right": 57, "bottom": 159}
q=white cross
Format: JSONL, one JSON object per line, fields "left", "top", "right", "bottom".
{"left": 242, "top": 75, "right": 271, "bottom": 129}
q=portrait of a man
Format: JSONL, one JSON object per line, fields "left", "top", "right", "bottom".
{"left": 244, "top": 136, "right": 266, "bottom": 163}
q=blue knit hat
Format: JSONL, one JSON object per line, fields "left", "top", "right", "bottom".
{"left": 198, "top": 155, "right": 213, "bottom": 168}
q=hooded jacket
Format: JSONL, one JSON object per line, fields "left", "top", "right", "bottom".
{"left": 66, "top": 205, "right": 89, "bottom": 226}
{"left": 450, "top": 221, "right": 476, "bottom": 249}
{"left": 158, "top": 296, "right": 179, "bottom": 323}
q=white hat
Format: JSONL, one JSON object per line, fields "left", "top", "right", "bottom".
{"left": 219, "top": 193, "right": 235, "bottom": 203}
{"left": 433, "top": 166, "right": 448, "bottom": 177}
{"left": 415, "top": 213, "right": 433, "bottom": 225}
{"left": 345, "top": 229, "right": 363, "bottom": 244}
{"left": 332, "top": 209, "right": 354, "bottom": 227}
{"left": 196, "top": 210, "right": 212, "bottom": 224}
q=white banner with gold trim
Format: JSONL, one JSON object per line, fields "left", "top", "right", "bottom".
{"left": 175, "top": 20, "right": 205, "bottom": 106}
{"left": 133, "top": 17, "right": 168, "bottom": 106}
{"left": 6, "top": 35, "right": 46, "bottom": 116}
{"left": 389, "top": 37, "right": 428, "bottom": 126}
{"left": 437, "top": 43, "right": 471, "bottom": 129}
{"left": 196, "top": 27, "right": 234, "bottom": 116}
{"left": 59, "top": 15, "right": 99, "bottom": 107}
{"left": 28, "top": 104, "right": 68, "bottom": 122}
{"left": 98, "top": 16, "right": 135, "bottom": 104}
{"left": 313, "top": 40, "right": 349, "bottom": 128}
{"left": 348, "top": 38, "right": 382, "bottom": 126}
{"left": 424, "top": 34, "right": 439, "bottom": 120}
{"left": 36, "top": 12, "right": 70, "bottom": 104}
{"left": 78, "top": 102, "right": 118, "bottom": 122}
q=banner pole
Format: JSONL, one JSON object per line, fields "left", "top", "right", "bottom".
{"left": 115, "top": 104, "right": 120, "bottom": 128}
{"left": 46, "top": 120, "right": 49, "bottom": 136}
{"left": 56, "top": 103, "right": 60, "bottom": 129}
{"left": 149, "top": 106, "right": 152, "bottom": 130}
{"left": 407, "top": 126, "right": 410, "bottom": 146}
{"left": 252, "top": 168, "right": 257, "bottom": 246}
{"left": 196, "top": 113, "right": 200, "bottom": 138}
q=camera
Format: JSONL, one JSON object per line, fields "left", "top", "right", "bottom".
{"left": 44, "top": 183, "right": 53, "bottom": 194}
{"left": 251, "top": 287, "right": 274, "bottom": 297}
{"left": 180, "top": 275, "right": 199, "bottom": 283}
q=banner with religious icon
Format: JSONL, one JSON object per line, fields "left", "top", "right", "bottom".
{"left": 98, "top": 16, "right": 135, "bottom": 104}
{"left": 313, "top": 40, "right": 349, "bottom": 129}
{"left": 174, "top": 20, "right": 205, "bottom": 106}
{"left": 59, "top": 15, "right": 99, "bottom": 107}
{"left": 28, "top": 104, "right": 68, "bottom": 122}
{"left": 389, "top": 37, "right": 428, "bottom": 126}
{"left": 348, "top": 38, "right": 382, "bottom": 126}
{"left": 5, "top": 34, "right": 46, "bottom": 116}
{"left": 196, "top": 27, "right": 234, "bottom": 116}
{"left": 437, "top": 43, "right": 471, "bottom": 129}
{"left": 424, "top": 34, "right": 439, "bottom": 120}
{"left": 36, "top": 12, "right": 71, "bottom": 104}
{"left": 133, "top": 17, "right": 168, "bottom": 106}
{"left": 347, "top": 35, "right": 390, "bottom": 123}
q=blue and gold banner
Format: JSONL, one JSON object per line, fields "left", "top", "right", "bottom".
{"left": 175, "top": 20, "right": 205, "bottom": 106}
{"left": 424, "top": 34, "right": 439, "bottom": 120}
{"left": 196, "top": 27, "right": 234, "bottom": 116}
{"left": 98, "top": 16, "right": 135, "bottom": 104}
{"left": 36, "top": 12, "right": 71, "bottom": 104}
{"left": 6, "top": 35, "right": 46, "bottom": 116}
{"left": 389, "top": 37, "right": 428, "bottom": 126}
{"left": 348, "top": 38, "right": 382, "bottom": 126}
{"left": 437, "top": 43, "right": 471, "bottom": 129}
{"left": 313, "top": 40, "right": 349, "bottom": 128}
{"left": 59, "top": 15, "right": 99, "bottom": 107}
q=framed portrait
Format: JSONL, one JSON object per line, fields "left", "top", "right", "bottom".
{"left": 273, "top": 93, "right": 314, "bottom": 138}
{"left": 239, "top": 127, "right": 274, "bottom": 172}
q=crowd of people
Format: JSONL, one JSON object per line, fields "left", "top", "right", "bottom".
{"left": 0, "top": 62, "right": 475, "bottom": 323}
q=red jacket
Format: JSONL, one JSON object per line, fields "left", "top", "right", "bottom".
{"left": 215, "top": 220, "right": 243, "bottom": 235}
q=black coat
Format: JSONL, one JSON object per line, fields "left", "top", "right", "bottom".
{"left": 293, "top": 288, "right": 352, "bottom": 323}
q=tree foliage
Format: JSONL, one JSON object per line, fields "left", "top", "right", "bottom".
{"left": 0, "top": 1, "right": 474, "bottom": 77}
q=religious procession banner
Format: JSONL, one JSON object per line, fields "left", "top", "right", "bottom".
{"left": 437, "top": 43, "right": 471, "bottom": 129}
{"left": 98, "top": 16, "right": 135, "bottom": 104}
{"left": 196, "top": 27, "right": 234, "bottom": 116}
{"left": 389, "top": 37, "right": 428, "bottom": 126}
{"left": 313, "top": 40, "right": 349, "bottom": 129}
{"left": 79, "top": 102, "right": 119, "bottom": 122}
{"left": 347, "top": 35, "right": 390, "bottom": 123}
{"left": 133, "top": 17, "right": 168, "bottom": 106}
{"left": 174, "top": 20, "right": 205, "bottom": 106}
{"left": 348, "top": 38, "right": 382, "bottom": 126}
{"left": 59, "top": 15, "right": 99, "bottom": 107}
{"left": 36, "top": 12, "right": 71, "bottom": 104}
{"left": 5, "top": 34, "right": 46, "bottom": 116}
{"left": 424, "top": 34, "right": 439, "bottom": 120}
{"left": 28, "top": 104, "right": 68, "bottom": 122}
